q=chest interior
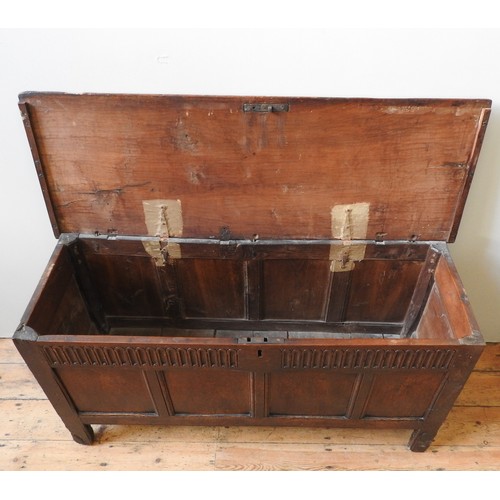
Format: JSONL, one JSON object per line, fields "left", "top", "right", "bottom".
{"left": 25, "top": 236, "right": 466, "bottom": 344}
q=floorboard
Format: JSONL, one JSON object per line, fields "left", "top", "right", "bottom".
{"left": 1, "top": 339, "right": 499, "bottom": 471}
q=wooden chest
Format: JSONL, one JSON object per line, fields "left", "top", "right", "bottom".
{"left": 14, "top": 93, "right": 491, "bottom": 451}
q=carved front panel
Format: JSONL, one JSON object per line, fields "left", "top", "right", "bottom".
{"left": 281, "top": 348, "right": 456, "bottom": 370}
{"left": 40, "top": 343, "right": 458, "bottom": 423}
{"left": 42, "top": 345, "right": 240, "bottom": 369}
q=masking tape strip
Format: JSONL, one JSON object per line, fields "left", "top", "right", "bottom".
{"left": 330, "top": 202, "right": 369, "bottom": 272}
{"left": 142, "top": 199, "right": 183, "bottom": 265}
{"left": 142, "top": 241, "right": 182, "bottom": 266}
{"left": 166, "top": 242, "right": 182, "bottom": 259}
{"left": 142, "top": 199, "right": 183, "bottom": 237}
{"left": 142, "top": 240, "right": 164, "bottom": 267}
{"left": 331, "top": 202, "right": 370, "bottom": 240}
{"left": 329, "top": 243, "right": 366, "bottom": 272}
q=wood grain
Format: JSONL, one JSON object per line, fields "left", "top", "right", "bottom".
{"left": 217, "top": 443, "right": 500, "bottom": 471}
{"left": 212, "top": 442, "right": 500, "bottom": 471}
{"left": 345, "top": 259, "right": 422, "bottom": 322}
{"left": 455, "top": 372, "right": 500, "bottom": 406}
{"left": 0, "top": 339, "right": 23, "bottom": 363}
{"left": 0, "top": 363, "right": 46, "bottom": 400}
{"left": 0, "top": 440, "right": 217, "bottom": 471}
{"left": 59, "top": 238, "right": 433, "bottom": 333}
{"left": 475, "top": 343, "right": 500, "bottom": 371}
{"left": 19, "top": 93, "right": 490, "bottom": 241}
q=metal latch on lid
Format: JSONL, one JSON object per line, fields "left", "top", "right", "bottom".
{"left": 243, "top": 103, "right": 290, "bottom": 113}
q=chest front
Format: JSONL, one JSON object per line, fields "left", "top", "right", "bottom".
{"left": 14, "top": 93, "right": 491, "bottom": 451}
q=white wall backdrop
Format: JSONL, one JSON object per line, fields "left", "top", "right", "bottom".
{"left": 1, "top": 28, "right": 499, "bottom": 340}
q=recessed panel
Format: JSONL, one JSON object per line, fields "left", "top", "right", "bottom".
{"left": 345, "top": 260, "right": 423, "bottom": 322}
{"left": 175, "top": 259, "right": 245, "bottom": 319}
{"left": 56, "top": 366, "right": 156, "bottom": 414}
{"left": 262, "top": 260, "right": 331, "bottom": 320}
{"left": 363, "top": 372, "right": 445, "bottom": 418}
{"left": 163, "top": 368, "right": 251, "bottom": 415}
{"left": 83, "top": 253, "right": 164, "bottom": 317}
{"left": 268, "top": 371, "right": 358, "bottom": 417}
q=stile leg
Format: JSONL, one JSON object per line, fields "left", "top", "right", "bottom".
{"left": 408, "top": 428, "right": 438, "bottom": 452}
{"left": 13, "top": 328, "right": 96, "bottom": 445}
{"left": 71, "top": 425, "right": 95, "bottom": 445}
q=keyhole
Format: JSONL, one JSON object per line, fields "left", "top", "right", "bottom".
{"left": 257, "top": 349, "right": 263, "bottom": 358}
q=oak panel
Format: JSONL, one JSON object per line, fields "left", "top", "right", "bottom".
{"left": 163, "top": 368, "right": 252, "bottom": 415}
{"left": 55, "top": 367, "right": 156, "bottom": 414}
{"left": 175, "top": 259, "right": 245, "bottom": 319}
{"left": 261, "top": 259, "right": 330, "bottom": 320}
{"left": 362, "top": 371, "right": 446, "bottom": 418}
{"left": 268, "top": 371, "right": 358, "bottom": 417}
{"left": 345, "top": 260, "right": 423, "bottom": 322}
{"left": 82, "top": 253, "right": 164, "bottom": 317}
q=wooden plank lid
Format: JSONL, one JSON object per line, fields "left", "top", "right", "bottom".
{"left": 19, "top": 92, "right": 491, "bottom": 241}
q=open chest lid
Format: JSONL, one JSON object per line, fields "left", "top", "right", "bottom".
{"left": 19, "top": 92, "right": 491, "bottom": 242}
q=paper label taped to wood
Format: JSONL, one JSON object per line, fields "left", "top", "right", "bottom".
{"left": 331, "top": 202, "right": 370, "bottom": 240}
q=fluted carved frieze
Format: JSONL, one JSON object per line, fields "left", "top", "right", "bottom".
{"left": 42, "top": 345, "right": 240, "bottom": 369}
{"left": 281, "top": 348, "right": 456, "bottom": 370}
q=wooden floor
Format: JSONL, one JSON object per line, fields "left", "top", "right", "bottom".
{"left": 1, "top": 339, "right": 499, "bottom": 471}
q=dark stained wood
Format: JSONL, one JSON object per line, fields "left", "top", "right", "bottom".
{"left": 18, "top": 236, "right": 481, "bottom": 341}
{"left": 67, "top": 241, "right": 108, "bottom": 333}
{"left": 13, "top": 329, "right": 95, "bottom": 444}
{"left": 325, "top": 269, "right": 351, "bottom": 322}
{"left": 401, "top": 247, "right": 439, "bottom": 337}
{"left": 24, "top": 245, "right": 97, "bottom": 336}
{"left": 106, "top": 318, "right": 403, "bottom": 336}
{"left": 47, "top": 277, "right": 98, "bottom": 335}
{"left": 15, "top": 334, "right": 482, "bottom": 452}
{"left": 362, "top": 372, "right": 446, "bottom": 418}
{"left": 164, "top": 369, "right": 252, "bottom": 416}
{"left": 175, "top": 259, "right": 245, "bottom": 319}
{"left": 345, "top": 260, "right": 423, "bottom": 323}
{"left": 245, "top": 260, "right": 262, "bottom": 320}
{"left": 267, "top": 371, "right": 358, "bottom": 417}
{"left": 69, "top": 239, "right": 434, "bottom": 331}
{"left": 82, "top": 252, "right": 165, "bottom": 318}
{"left": 23, "top": 247, "right": 74, "bottom": 334}
{"left": 434, "top": 252, "right": 480, "bottom": 340}
{"left": 19, "top": 93, "right": 490, "bottom": 241}
{"left": 18, "top": 102, "right": 60, "bottom": 236}
{"left": 76, "top": 238, "right": 431, "bottom": 261}
{"left": 78, "top": 237, "right": 152, "bottom": 257}
{"left": 415, "top": 245, "right": 481, "bottom": 342}
{"left": 414, "top": 284, "right": 453, "bottom": 340}
{"left": 13, "top": 93, "right": 489, "bottom": 453}
{"left": 408, "top": 344, "right": 483, "bottom": 451}
{"left": 261, "top": 259, "right": 331, "bottom": 320}
{"left": 449, "top": 107, "right": 491, "bottom": 241}
{"left": 155, "top": 263, "right": 183, "bottom": 319}
{"left": 55, "top": 366, "right": 157, "bottom": 414}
